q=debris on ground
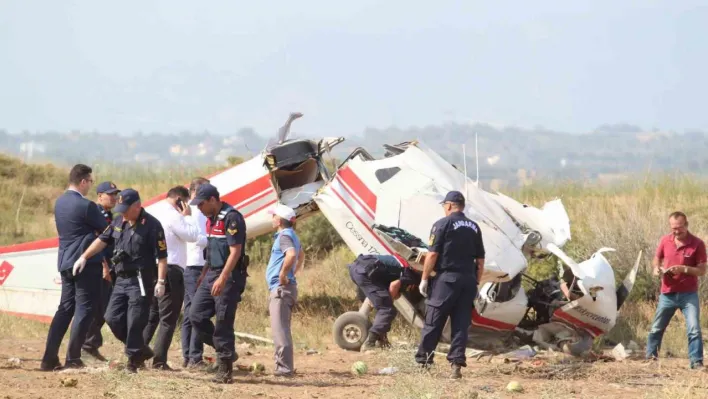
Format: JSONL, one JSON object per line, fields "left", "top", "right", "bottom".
{"left": 235, "top": 332, "right": 273, "bottom": 346}
{"left": 612, "top": 343, "right": 632, "bottom": 362}
{"left": 306, "top": 350, "right": 319, "bottom": 355}
{"left": 4, "top": 358, "right": 21, "bottom": 368}
{"left": 60, "top": 377, "right": 78, "bottom": 387}
{"left": 502, "top": 345, "right": 537, "bottom": 360}
{"left": 377, "top": 367, "right": 398, "bottom": 375}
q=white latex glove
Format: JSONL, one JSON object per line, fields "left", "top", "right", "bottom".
{"left": 155, "top": 281, "right": 166, "bottom": 298}
{"left": 419, "top": 279, "right": 429, "bottom": 298}
{"left": 73, "top": 256, "right": 87, "bottom": 276}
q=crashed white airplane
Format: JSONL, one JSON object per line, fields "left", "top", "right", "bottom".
{"left": 0, "top": 114, "right": 639, "bottom": 355}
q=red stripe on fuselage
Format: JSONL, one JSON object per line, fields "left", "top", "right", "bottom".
{"left": 0, "top": 238, "right": 59, "bottom": 255}
{"left": 330, "top": 184, "right": 409, "bottom": 265}
{"left": 221, "top": 175, "right": 274, "bottom": 209}
{"left": 338, "top": 167, "right": 376, "bottom": 214}
{"left": 553, "top": 309, "right": 604, "bottom": 337}
{"left": 471, "top": 309, "right": 516, "bottom": 331}
{"left": 0, "top": 310, "right": 52, "bottom": 324}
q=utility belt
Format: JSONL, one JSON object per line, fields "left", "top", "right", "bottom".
{"left": 115, "top": 267, "right": 150, "bottom": 297}
{"left": 436, "top": 267, "right": 476, "bottom": 276}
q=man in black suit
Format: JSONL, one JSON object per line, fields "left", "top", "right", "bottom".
{"left": 40, "top": 164, "right": 109, "bottom": 371}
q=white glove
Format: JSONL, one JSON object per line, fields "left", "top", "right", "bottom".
{"left": 73, "top": 256, "right": 87, "bottom": 276}
{"left": 155, "top": 281, "right": 166, "bottom": 297}
{"left": 419, "top": 279, "right": 429, "bottom": 298}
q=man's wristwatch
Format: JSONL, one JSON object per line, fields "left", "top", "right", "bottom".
{"left": 158, "top": 279, "right": 166, "bottom": 285}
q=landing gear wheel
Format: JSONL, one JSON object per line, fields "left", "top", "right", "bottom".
{"left": 333, "top": 311, "right": 371, "bottom": 351}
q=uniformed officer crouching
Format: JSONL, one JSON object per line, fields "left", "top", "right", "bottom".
{"left": 347, "top": 254, "right": 421, "bottom": 351}
{"left": 414, "top": 190, "right": 485, "bottom": 379}
{"left": 77, "top": 188, "right": 168, "bottom": 373}
{"left": 188, "top": 183, "right": 248, "bottom": 384}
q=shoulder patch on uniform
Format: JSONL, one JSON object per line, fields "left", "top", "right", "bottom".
{"left": 227, "top": 219, "right": 238, "bottom": 235}
{"left": 158, "top": 240, "right": 166, "bottom": 251}
{"left": 428, "top": 234, "right": 435, "bottom": 246}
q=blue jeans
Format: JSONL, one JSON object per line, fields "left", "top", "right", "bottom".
{"left": 181, "top": 266, "right": 204, "bottom": 363}
{"left": 646, "top": 291, "right": 703, "bottom": 366}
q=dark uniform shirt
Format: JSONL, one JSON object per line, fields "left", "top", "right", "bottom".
{"left": 206, "top": 202, "right": 247, "bottom": 270}
{"left": 355, "top": 254, "right": 421, "bottom": 289}
{"left": 98, "top": 205, "right": 114, "bottom": 267}
{"left": 98, "top": 208, "right": 167, "bottom": 280}
{"left": 428, "top": 211, "right": 485, "bottom": 275}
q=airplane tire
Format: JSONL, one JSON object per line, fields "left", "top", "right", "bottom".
{"left": 333, "top": 311, "right": 371, "bottom": 351}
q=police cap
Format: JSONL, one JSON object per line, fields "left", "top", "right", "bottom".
{"left": 96, "top": 181, "right": 120, "bottom": 195}
{"left": 114, "top": 188, "right": 140, "bottom": 213}
{"left": 189, "top": 183, "right": 220, "bottom": 206}
{"left": 440, "top": 190, "right": 465, "bottom": 205}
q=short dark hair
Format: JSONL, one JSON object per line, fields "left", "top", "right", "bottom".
{"left": 69, "top": 164, "right": 92, "bottom": 186}
{"left": 670, "top": 211, "right": 687, "bottom": 221}
{"left": 280, "top": 218, "right": 293, "bottom": 229}
{"left": 189, "top": 177, "right": 210, "bottom": 195}
{"left": 167, "top": 186, "right": 190, "bottom": 199}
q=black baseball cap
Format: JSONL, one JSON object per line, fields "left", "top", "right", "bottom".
{"left": 189, "top": 183, "right": 220, "bottom": 206}
{"left": 440, "top": 190, "right": 465, "bottom": 204}
{"left": 114, "top": 188, "right": 141, "bottom": 213}
{"left": 96, "top": 181, "right": 120, "bottom": 194}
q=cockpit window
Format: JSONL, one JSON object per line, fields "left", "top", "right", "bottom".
{"left": 375, "top": 167, "right": 401, "bottom": 183}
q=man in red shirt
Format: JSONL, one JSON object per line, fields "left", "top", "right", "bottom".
{"left": 646, "top": 211, "right": 707, "bottom": 369}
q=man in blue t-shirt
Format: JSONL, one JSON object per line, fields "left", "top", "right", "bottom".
{"left": 266, "top": 203, "right": 304, "bottom": 377}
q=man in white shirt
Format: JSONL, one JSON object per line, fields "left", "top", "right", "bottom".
{"left": 181, "top": 177, "right": 211, "bottom": 368}
{"left": 143, "top": 185, "right": 206, "bottom": 370}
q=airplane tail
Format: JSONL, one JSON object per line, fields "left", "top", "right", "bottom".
{"left": 616, "top": 250, "right": 642, "bottom": 310}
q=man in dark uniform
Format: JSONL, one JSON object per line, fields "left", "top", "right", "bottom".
{"left": 189, "top": 183, "right": 248, "bottom": 384}
{"left": 414, "top": 191, "right": 485, "bottom": 379}
{"left": 40, "top": 164, "right": 108, "bottom": 371}
{"left": 82, "top": 181, "right": 120, "bottom": 362}
{"left": 347, "top": 254, "right": 421, "bottom": 351}
{"left": 77, "top": 188, "right": 168, "bottom": 373}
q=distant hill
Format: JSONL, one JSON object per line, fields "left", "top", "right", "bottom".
{"left": 1, "top": 122, "right": 705, "bottom": 189}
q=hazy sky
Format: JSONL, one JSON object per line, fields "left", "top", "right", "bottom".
{"left": 1, "top": 1, "right": 706, "bottom": 137}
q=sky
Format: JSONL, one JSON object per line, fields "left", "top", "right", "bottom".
{"left": 1, "top": 1, "right": 706, "bottom": 137}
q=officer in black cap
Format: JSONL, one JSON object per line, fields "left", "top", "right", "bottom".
{"left": 347, "top": 254, "right": 421, "bottom": 351}
{"left": 77, "top": 188, "right": 168, "bottom": 372}
{"left": 414, "top": 190, "right": 485, "bottom": 379}
{"left": 82, "top": 181, "right": 120, "bottom": 361}
{"left": 188, "top": 183, "right": 248, "bottom": 383}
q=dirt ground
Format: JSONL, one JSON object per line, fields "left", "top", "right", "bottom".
{"left": 1, "top": 337, "right": 708, "bottom": 399}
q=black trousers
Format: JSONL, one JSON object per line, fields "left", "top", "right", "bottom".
{"left": 105, "top": 274, "right": 153, "bottom": 360}
{"left": 83, "top": 271, "right": 115, "bottom": 351}
{"left": 41, "top": 265, "right": 101, "bottom": 365}
{"left": 143, "top": 264, "right": 184, "bottom": 365}
{"left": 415, "top": 271, "right": 477, "bottom": 367}
{"left": 189, "top": 268, "right": 246, "bottom": 361}
{"left": 348, "top": 263, "right": 397, "bottom": 336}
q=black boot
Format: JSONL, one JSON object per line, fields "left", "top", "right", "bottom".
{"left": 212, "top": 359, "right": 233, "bottom": 384}
{"left": 450, "top": 364, "right": 462, "bottom": 379}
{"left": 378, "top": 333, "right": 392, "bottom": 349}
{"left": 360, "top": 332, "right": 379, "bottom": 352}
